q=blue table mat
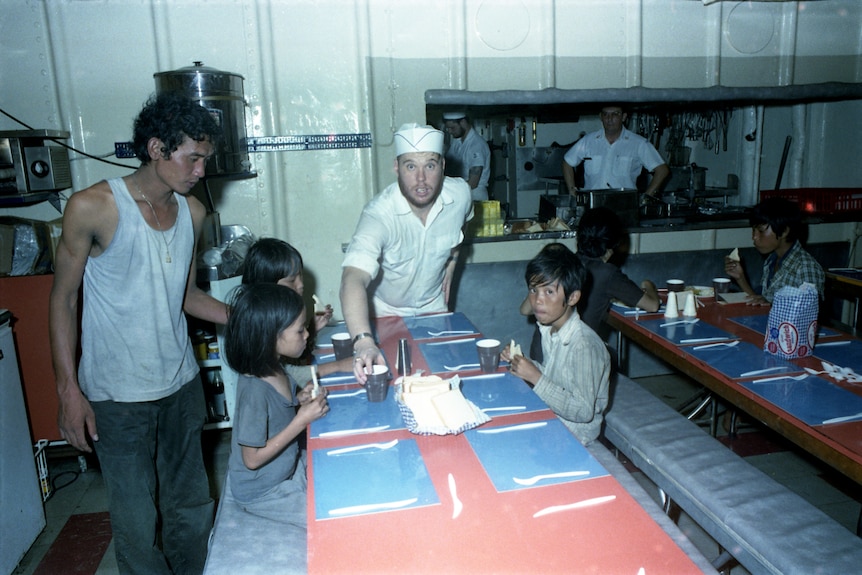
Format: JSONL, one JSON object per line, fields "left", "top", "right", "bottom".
{"left": 812, "top": 340, "right": 862, "bottom": 373}
{"left": 459, "top": 372, "right": 549, "bottom": 417}
{"left": 312, "top": 438, "right": 438, "bottom": 519}
{"left": 418, "top": 337, "right": 486, "bottom": 373}
{"left": 464, "top": 419, "right": 608, "bottom": 492}
{"left": 309, "top": 386, "right": 405, "bottom": 438}
{"left": 637, "top": 318, "right": 739, "bottom": 346}
{"left": 739, "top": 375, "right": 862, "bottom": 427}
{"left": 403, "top": 312, "right": 479, "bottom": 341}
{"left": 729, "top": 314, "right": 840, "bottom": 339}
{"left": 683, "top": 341, "right": 802, "bottom": 379}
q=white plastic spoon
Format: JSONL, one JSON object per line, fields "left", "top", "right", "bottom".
{"left": 327, "top": 440, "right": 398, "bottom": 456}
{"left": 513, "top": 470, "right": 590, "bottom": 486}
{"left": 427, "top": 330, "right": 474, "bottom": 337}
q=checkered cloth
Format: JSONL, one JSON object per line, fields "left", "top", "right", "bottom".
{"left": 765, "top": 283, "right": 819, "bottom": 359}
{"left": 395, "top": 377, "right": 490, "bottom": 436}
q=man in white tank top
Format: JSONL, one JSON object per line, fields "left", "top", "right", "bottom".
{"left": 50, "top": 93, "right": 228, "bottom": 574}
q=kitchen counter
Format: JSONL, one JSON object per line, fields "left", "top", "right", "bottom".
{"left": 467, "top": 208, "right": 862, "bottom": 246}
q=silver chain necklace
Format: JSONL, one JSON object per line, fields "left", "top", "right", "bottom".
{"left": 134, "top": 175, "right": 176, "bottom": 264}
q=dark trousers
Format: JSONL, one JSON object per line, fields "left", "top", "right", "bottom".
{"left": 92, "top": 376, "right": 213, "bottom": 575}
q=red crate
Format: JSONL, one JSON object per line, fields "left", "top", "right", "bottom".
{"left": 760, "top": 188, "right": 862, "bottom": 215}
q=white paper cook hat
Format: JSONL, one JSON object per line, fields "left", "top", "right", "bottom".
{"left": 394, "top": 123, "right": 443, "bottom": 156}
{"left": 442, "top": 112, "right": 466, "bottom": 121}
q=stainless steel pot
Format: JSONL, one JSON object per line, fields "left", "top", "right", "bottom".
{"left": 154, "top": 61, "right": 249, "bottom": 175}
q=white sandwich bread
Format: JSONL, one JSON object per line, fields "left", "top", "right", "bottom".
{"left": 510, "top": 339, "right": 522, "bottom": 358}
{"left": 402, "top": 375, "right": 448, "bottom": 395}
{"left": 431, "top": 389, "right": 477, "bottom": 430}
{"left": 400, "top": 375, "right": 477, "bottom": 430}
{"left": 312, "top": 294, "right": 321, "bottom": 313}
{"left": 728, "top": 248, "right": 740, "bottom": 262}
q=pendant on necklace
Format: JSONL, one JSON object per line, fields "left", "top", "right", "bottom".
{"left": 165, "top": 253, "right": 172, "bottom": 264}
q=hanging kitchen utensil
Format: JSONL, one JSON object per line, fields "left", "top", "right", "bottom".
{"left": 774, "top": 135, "right": 792, "bottom": 190}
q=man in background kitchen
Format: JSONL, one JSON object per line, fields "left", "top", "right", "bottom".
{"left": 340, "top": 123, "right": 473, "bottom": 383}
{"left": 443, "top": 112, "right": 491, "bottom": 201}
{"left": 561, "top": 104, "right": 669, "bottom": 202}
{"left": 49, "top": 92, "right": 228, "bottom": 575}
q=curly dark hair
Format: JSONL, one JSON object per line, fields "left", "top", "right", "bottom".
{"left": 132, "top": 92, "right": 222, "bottom": 164}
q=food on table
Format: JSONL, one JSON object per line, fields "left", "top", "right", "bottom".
{"left": 400, "top": 375, "right": 475, "bottom": 430}
{"left": 510, "top": 339, "right": 522, "bottom": 358}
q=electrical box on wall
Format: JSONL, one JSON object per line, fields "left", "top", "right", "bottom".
{"left": 0, "top": 130, "right": 72, "bottom": 205}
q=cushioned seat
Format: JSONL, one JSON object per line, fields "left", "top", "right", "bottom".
{"left": 204, "top": 477, "right": 306, "bottom": 575}
{"left": 605, "top": 374, "right": 862, "bottom": 575}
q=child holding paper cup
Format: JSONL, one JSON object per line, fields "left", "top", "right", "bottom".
{"left": 223, "top": 283, "right": 329, "bottom": 527}
{"left": 242, "top": 237, "right": 354, "bottom": 379}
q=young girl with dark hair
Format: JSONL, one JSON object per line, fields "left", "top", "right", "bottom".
{"left": 242, "top": 237, "right": 353, "bottom": 379}
{"left": 223, "top": 283, "right": 329, "bottom": 529}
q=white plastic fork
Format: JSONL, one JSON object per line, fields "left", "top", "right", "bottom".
{"left": 427, "top": 329, "right": 474, "bottom": 337}
{"left": 751, "top": 374, "right": 809, "bottom": 384}
{"left": 443, "top": 363, "right": 481, "bottom": 371}
{"left": 513, "top": 470, "right": 590, "bottom": 486}
{"left": 660, "top": 318, "right": 700, "bottom": 328}
{"left": 692, "top": 340, "right": 740, "bottom": 351}
{"left": 327, "top": 389, "right": 366, "bottom": 399}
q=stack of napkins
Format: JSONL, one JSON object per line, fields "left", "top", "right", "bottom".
{"left": 397, "top": 375, "right": 489, "bottom": 435}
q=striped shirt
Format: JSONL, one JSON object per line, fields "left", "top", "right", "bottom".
{"left": 534, "top": 312, "right": 611, "bottom": 445}
{"left": 761, "top": 241, "right": 825, "bottom": 302}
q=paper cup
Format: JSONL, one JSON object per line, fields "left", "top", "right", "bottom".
{"left": 331, "top": 332, "right": 354, "bottom": 361}
{"left": 476, "top": 339, "right": 501, "bottom": 373}
{"left": 365, "top": 365, "right": 389, "bottom": 402}
{"left": 713, "top": 277, "right": 731, "bottom": 294}
{"left": 666, "top": 279, "right": 685, "bottom": 292}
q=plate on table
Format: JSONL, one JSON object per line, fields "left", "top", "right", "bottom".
{"left": 813, "top": 339, "right": 862, "bottom": 374}
{"left": 309, "top": 386, "right": 405, "bottom": 438}
{"left": 739, "top": 375, "right": 862, "bottom": 427}
{"left": 403, "top": 312, "right": 479, "bottom": 340}
{"left": 689, "top": 286, "right": 714, "bottom": 298}
{"left": 418, "top": 337, "right": 483, "bottom": 373}
{"left": 464, "top": 418, "right": 608, "bottom": 492}
{"left": 684, "top": 341, "right": 801, "bottom": 380}
{"left": 638, "top": 317, "right": 739, "bottom": 346}
{"left": 460, "top": 372, "right": 549, "bottom": 417}
{"left": 312, "top": 438, "right": 439, "bottom": 518}
{"left": 730, "top": 314, "right": 841, "bottom": 339}
{"left": 610, "top": 300, "right": 665, "bottom": 316}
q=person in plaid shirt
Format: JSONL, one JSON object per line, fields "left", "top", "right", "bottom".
{"left": 724, "top": 197, "right": 824, "bottom": 305}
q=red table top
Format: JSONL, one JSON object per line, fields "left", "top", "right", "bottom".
{"left": 608, "top": 295, "right": 862, "bottom": 486}
{"left": 307, "top": 314, "right": 705, "bottom": 574}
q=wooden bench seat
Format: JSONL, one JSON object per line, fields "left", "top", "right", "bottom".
{"left": 604, "top": 374, "right": 862, "bottom": 575}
